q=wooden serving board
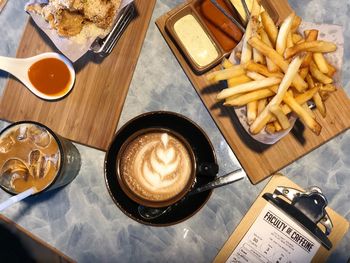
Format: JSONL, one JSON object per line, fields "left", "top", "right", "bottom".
{"left": 156, "top": 1, "right": 350, "bottom": 184}
{"left": 213, "top": 174, "right": 349, "bottom": 263}
{"left": 0, "top": 0, "right": 156, "bottom": 151}
{"left": 0, "top": 215, "right": 74, "bottom": 262}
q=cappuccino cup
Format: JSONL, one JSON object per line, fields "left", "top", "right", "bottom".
{"left": 116, "top": 128, "right": 196, "bottom": 208}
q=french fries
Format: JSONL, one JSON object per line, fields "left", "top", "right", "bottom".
{"left": 283, "top": 93, "right": 322, "bottom": 135}
{"left": 227, "top": 75, "right": 252, "bottom": 87}
{"left": 222, "top": 58, "right": 234, "bottom": 69}
{"left": 248, "top": 36, "right": 308, "bottom": 91}
{"left": 217, "top": 77, "right": 281, "bottom": 100}
{"left": 247, "top": 101, "right": 258, "bottom": 124}
{"left": 292, "top": 33, "right": 303, "bottom": 44}
{"left": 313, "top": 53, "right": 329, "bottom": 73}
{"left": 299, "top": 67, "right": 309, "bottom": 79}
{"left": 269, "top": 105, "right": 290, "bottom": 129}
{"left": 257, "top": 98, "right": 267, "bottom": 114}
{"left": 240, "top": 0, "right": 261, "bottom": 64}
{"left": 284, "top": 40, "right": 337, "bottom": 59}
{"left": 259, "top": 28, "right": 280, "bottom": 72}
{"left": 291, "top": 16, "right": 302, "bottom": 33}
{"left": 301, "top": 30, "right": 319, "bottom": 67}
{"left": 287, "top": 32, "right": 294, "bottom": 48}
{"left": 206, "top": 65, "right": 244, "bottom": 82}
{"left": 207, "top": 2, "right": 339, "bottom": 137}
{"left": 250, "top": 55, "right": 304, "bottom": 134}
{"left": 261, "top": 11, "right": 278, "bottom": 46}
{"left": 276, "top": 12, "right": 295, "bottom": 55}
{"left": 310, "top": 61, "right": 333, "bottom": 84}
{"left": 224, "top": 89, "right": 275, "bottom": 106}
{"left": 326, "top": 63, "right": 336, "bottom": 77}
{"left": 302, "top": 103, "right": 316, "bottom": 119}
{"left": 244, "top": 61, "right": 284, "bottom": 78}
{"left": 321, "top": 84, "right": 336, "bottom": 92}
{"left": 313, "top": 91, "right": 326, "bottom": 117}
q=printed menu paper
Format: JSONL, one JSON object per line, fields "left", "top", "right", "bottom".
{"left": 226, "top": 202, "right": 321, "bottom": 263}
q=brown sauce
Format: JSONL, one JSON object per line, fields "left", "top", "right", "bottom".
{"left": 28, "top": 58, "right": 71, "bottom": 96}
{"left": 196, "top": 0, "right": 243, "bottom": 52}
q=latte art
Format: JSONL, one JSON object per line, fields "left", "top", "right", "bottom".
{"left": 143, "top": 134, "right": 180, "bottom": 188}
{"left": 119, "top": 132, "right": 193, "bottom": 203}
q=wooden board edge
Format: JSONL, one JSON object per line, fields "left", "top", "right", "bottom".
{"left": 0, "top": 215, "right": 75, "bottom": 262}
{"left": 212, "top": 174, "right": 349, "bottom": 263}
{"left": 248, "top": 127, "right": 350, "bottom": 185}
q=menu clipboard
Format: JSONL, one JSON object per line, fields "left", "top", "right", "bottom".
{"left": 213, "top": 174, "right": 349, "bottom": 263}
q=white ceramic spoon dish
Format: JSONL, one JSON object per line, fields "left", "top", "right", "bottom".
{"left": 0, "top": 52, "right": 75, "bottom": 100}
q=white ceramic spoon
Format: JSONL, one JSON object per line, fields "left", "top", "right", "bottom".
{"left": 0, "top": 52, "right": 75, "bottom": 100}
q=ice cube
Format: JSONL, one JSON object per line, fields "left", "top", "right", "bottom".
{"left": 16, "top": 125, "right": 28, "bottom": 141}
{"left": 38, "top": 156, "right": 46, "bottom": 179}
{"left": 0, "top": 159, "right": 30, "bottom": 190}
{"left": 39, "top": 158, "right": 55, "bottom": 179}
{"left": 29, "top": 149, "right": 41, "bottom": 165}
{"left": 29, "top": 150, "right": 54, "bottom": 179}
{"left": 29, "top": 150, "right": 42, "bottom": 179}
{"left": 46, "top": 152, "right": 60, "bottom": 166}
{"left": 0, "top": 134, "right": 15, "bottom": 153}
{"left": 36, "top": 157, "right": 55, "bottom": 179}
{"left": 28, "top": 124, "right": 51, "bottom": 148}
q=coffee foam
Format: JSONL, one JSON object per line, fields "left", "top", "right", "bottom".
{"left": 120, "top": 132, "right": 193, "bottom": 202}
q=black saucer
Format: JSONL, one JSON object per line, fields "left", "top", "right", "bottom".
{"left": 104, "top": 111, "right": 217, "bottom": 226}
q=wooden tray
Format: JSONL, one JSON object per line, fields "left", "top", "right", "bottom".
{"left": 155, "top": 1, "right": 350, "bottom": 184}
{"left": 0, "top": 0, "right": 156, "bottom": 151}
{"left": 0, "top": 215, "right": 74, "bottom": 262}
{"left": 213, "top": 174, "right": 349, "bottom": 263}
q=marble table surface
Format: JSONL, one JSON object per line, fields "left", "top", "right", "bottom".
{"left": 0, "top": 0, "right": 349, "bottom": 262}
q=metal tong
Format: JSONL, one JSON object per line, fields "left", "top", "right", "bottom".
{"left": 90, "top": 3, "right": 135, "bottom": 56}
{"left": 210, "top": 0, "right": 250, "bottom": 32}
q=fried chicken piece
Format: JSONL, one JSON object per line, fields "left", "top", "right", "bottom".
{"left": 27, "top": 3, "right": 84, "bottom": 37}
{"left": 55, "top": 10, "right": 84, "bottom": 36}
{"left": 76, "top": 0, "right": 121, "bottom": 29}
{"left": 26, "top": 0, "right": 122, "bottom": 37}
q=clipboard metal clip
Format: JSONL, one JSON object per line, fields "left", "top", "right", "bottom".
{"left": 263, "top": 186, "right": 333, "bottom": 250}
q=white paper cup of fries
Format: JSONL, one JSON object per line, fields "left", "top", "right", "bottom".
{"left": 207, "top": 0, "right": 344, "bottom": 145}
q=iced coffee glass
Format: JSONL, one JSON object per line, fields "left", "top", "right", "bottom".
{"left": 0, "top": 121, "right": 81, "bottom": 194}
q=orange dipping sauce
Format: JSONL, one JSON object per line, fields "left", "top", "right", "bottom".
{"left": 28, "top": 58, "right": 71, "bottom": 96}
{"left": 196, "top": 0, "right": 243, "bottom": 52}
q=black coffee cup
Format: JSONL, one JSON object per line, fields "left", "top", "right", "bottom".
{"left": 105, "top": 111, "right": 218, "bottom": 225}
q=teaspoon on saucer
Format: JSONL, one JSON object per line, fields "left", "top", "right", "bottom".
{"left": 138, "top": 168, "right": 245, "bottom": 220}
{"left": 0, "top": 52, "right": 75, "bottom": 100}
